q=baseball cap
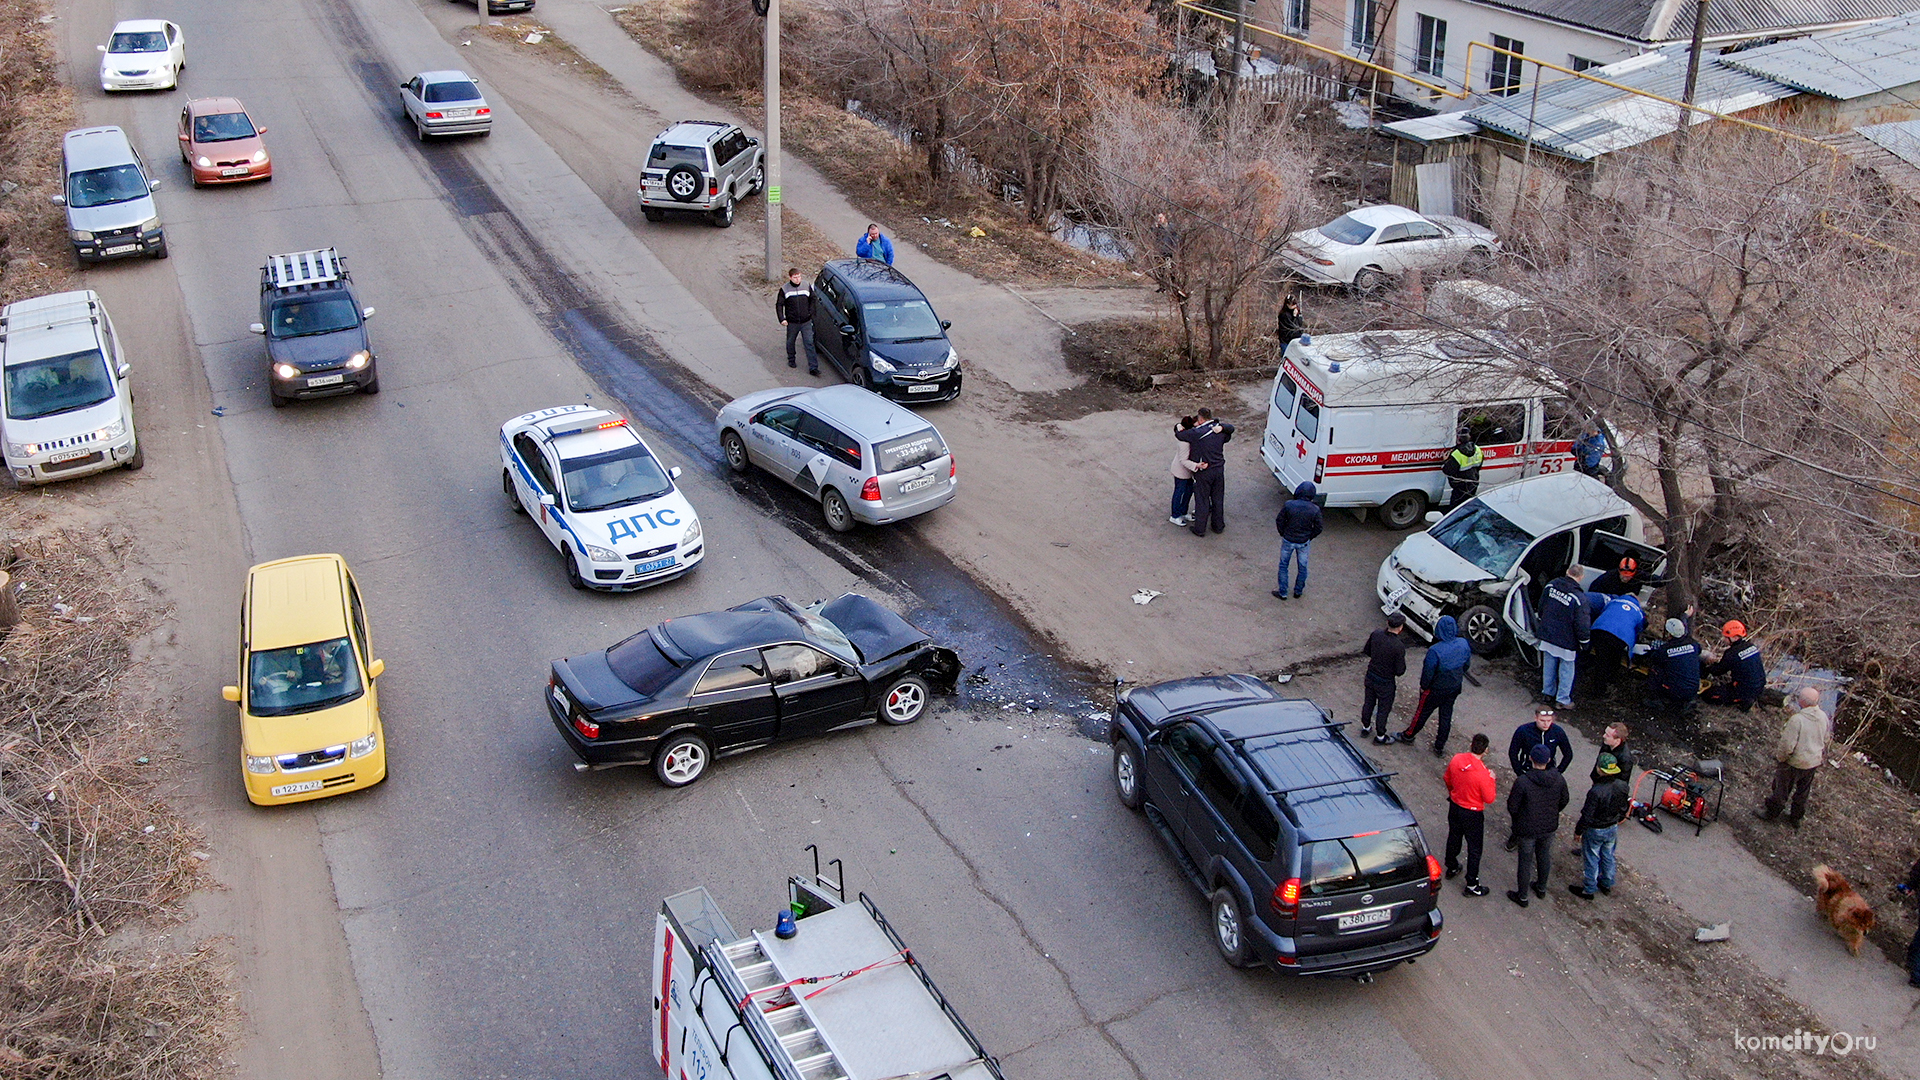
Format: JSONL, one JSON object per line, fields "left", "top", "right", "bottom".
{"left": 1529, "top": 744, "right": 1554, "bottom": 765}
{"left": 1594, "top": 753, "right": 1622, "bottom": 777}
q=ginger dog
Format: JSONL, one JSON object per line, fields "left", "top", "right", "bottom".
{"left": 1812, "top": 864, "right": 1876, "bottom": 956}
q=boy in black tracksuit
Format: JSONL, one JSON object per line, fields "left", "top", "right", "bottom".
{"left": 775, "top": 268, "right": 820, "bottom": 374}
{"left": 1359, "top": 615, "right": 1408, "bottom": 743}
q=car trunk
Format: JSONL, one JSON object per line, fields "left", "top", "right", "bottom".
{"left": 1288, "top": 828, "right": 1435, "bottom": 957}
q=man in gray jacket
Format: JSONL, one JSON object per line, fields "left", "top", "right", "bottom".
{"left": 1760, "top": 687, "right": 1828, "bottom": 828}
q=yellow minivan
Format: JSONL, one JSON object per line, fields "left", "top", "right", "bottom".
{"left": 223, "top": 554, "right": 387, "bottom": 805}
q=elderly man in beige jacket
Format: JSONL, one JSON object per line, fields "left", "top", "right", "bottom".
{"left": 1761, "top": 687, "right": 1829, "bottom": 828}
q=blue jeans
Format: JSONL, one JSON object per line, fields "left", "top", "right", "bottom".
{"left": 1581, "top": 825, "right": 1618, "bottom": 892}
{"left": 1541, "top": 651, "right": 1575, "bottom": 706}
{"left": 1171, "top": 477, "right": 1193, "bottom": 519}
{"left": 1278, "top": 539, "right": 1311, "bottom": 595}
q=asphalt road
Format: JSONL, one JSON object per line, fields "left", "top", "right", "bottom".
{"left": 47, "top": 1, "right": 1652, "bottom": 1079}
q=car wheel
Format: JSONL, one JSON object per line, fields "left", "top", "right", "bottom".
{"left": 1113, "top": 742, "right": 1144, "bottom": 810}
{"left": 653, "top": 732, "right": 711, "bottom": 787}
{"left": 643, "top": 207, "right": 664, "bottom": 223}
{"left": 720, "top": 430, "right": 749, "bottom": 473}
{"left": 710, "top": 198, "right": 734, "bottom": 228}
{"left": 821, "top": 488, "right": 855, "bottom": 533}
{"left": 879, "top": 674, "right": 929, "bottom": 725}
{"left": 1353, "top": 267, "right": 1389, "bottom": 294}
{"left": 1210, "top": 888, "right": 1258, "bottom": 968}
{"left": 746, "top": 166, "right": 765, "bottom": 196}
{"left": 1459, "top": 603, "right": 1508, "bottom": 656}
{"left": 416, "top": 120, "right": 430, "bottom": 143}
{"left": 270, "top": 390, "right": 289, "bottom": 409}
{"left": 665, "top": 163, "right": 701, "bottom": 203}
{"left": 361, "top": 374, "right": 380, "bottom": 395}
{"left": 123, "top": 443, "right": 144, "bottom": 471}
{"left": 503, "top": 468, "right": 526, "bottom": 513}
{"left": 562, "top": 544, "right": 588, "bottom": 590}
{"left": 851, "top": 366, "right": 872, "bottom": 391}
{"left": 1380, "top": 490, "right": 1428, "bottom": 530}
{"left": 151, "top": 238, "right": 169, "bottom": 260}
{"left": 478, "top": 127, "right": 492, "bottom": 138}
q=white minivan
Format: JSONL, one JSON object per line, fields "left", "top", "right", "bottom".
{"left": 2, "top": 291, "right": 143, "bottom": 485}
{"left": 1261, "top": 330, "right": 1589, "bottom": 528}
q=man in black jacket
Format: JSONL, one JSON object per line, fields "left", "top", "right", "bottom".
{"left": 1536, "top": 565, "right": 1590, "bottom": 710}
{"left": 775, "top": 268, "right": 820, "bottom": 375}
{"left": 1570, "top": 753, "right": 1630, "bottom": 899}
{"left": 1508, "top": 706, "right": 1575, "bottom": 776}
{"left": 1507, "top": 743, "right": 1570, "bottom": 907}
{"left": 1359, "top": 614, "right": 1408, "bottom": 744}
{"left": 1703, "top": 620, "right": 1767, "bottom": 711}
{"left": 1273, "top": 481, "right": 1324, "bottom": 599}
{"left": 1176, "top": 409, "right": 1234, "bottom": 536}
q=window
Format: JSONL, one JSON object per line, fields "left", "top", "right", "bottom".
{"left": 860, "top": 299, "right": 944, "bottom": 342}
{"left": 1489, "top": 34, "right": 1525, "bottom": 96}
{"left": 1271, "top": 370, "right": 1298, "bottom": 418}
{"left": 109, "top": 30, "right": 167, "bottom": 52}
{"left": 1318, "top": 214, "right": 1376, "bottom": 245}
{"left": 267, "top": 297, "right": 360, "bottom": 339}
{"left": 1569, "top": 55, "right": 1599, "bottom": 72}
{"left": 67, "top": 164, "right": 148, "bottom": 209}
{"left": 694, "top": 651, "right": 769, "bottom": 694}
{"left": 1541, "top": 398, "right": 1584, "bottom": 443}
{"left": 1286, "top": 0, "right": 1310, "bottom": 32}
{"left": 1458, "top": 402, "right": 1527, "bottom": 446}
{"left": 1348, "top": 0, "right": 1379, "bottom": 50}
{"left": 512, "top": 433, "right": 555, "bottom": 493}
{"left": 345, "top": 572, "right": 369, "bottom": 663}
{"left": 560, "top": 444, "right": 673, "bottom": 512}
{"left": 1404, "top": 219, "right": 1446, "bottom": 241}
{"left": 795, "top": 413, "right": 862, "bottom": 470}
{"left": 423, "top": 80, "right": 482, "bottom": 104}
{"left": 1162, "top": 722, "right": 1212, "bottom": 780}
{"left": 757, "top": 404, "right": 803, "bottom": 437}
{"left": 1429, "top": 502, "right": 1534, "bottom": 577}
{"left": 248, "top": 638, "right": 363, "bottom": 717}
{"left": 606, "top": 632, "right": 682, "bottom": 696}
{"left": 1300, "top": 827, "right": 1427, "bottom": 896}
{"left": 763, "top": 643, "right": 839, "bottom": 684}
{"left": 1416, "top": 15, "right": 1447, "bottom": 77}
{"left": 1377, "top": 223, "right": 1412, "bottom": 244}
{"left": 874, "top": 429, "right": 947, "bottom": 474}
{"left": 3, "top": 350, "right": 115, "bottom": 421}
{"left": 194, "top": 111, "right": 257, "bottom": 142}
{"left": 1294, "top": 395, "right": 1321, "bottom": 443}
{"left": 648, "top": 143, "right": 706, "bottom": 169}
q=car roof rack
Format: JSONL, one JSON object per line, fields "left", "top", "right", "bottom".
{"left": 0, "top": 296, "right": 101, "bottom": 343}
{"left": 264, "top": 248, "right": 344, "bottom": 290}
{"left": 1221, "top": 714, "right": 1349, "bottom": 745}
{"left": 1262, "top": 771, "right": 1400, "bottom": 800}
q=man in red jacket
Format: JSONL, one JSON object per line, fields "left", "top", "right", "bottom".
{"left": 1444, "top": 732, "right": 1499, "bottom": 897}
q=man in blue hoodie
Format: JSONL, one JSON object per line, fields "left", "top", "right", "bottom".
{"left": 1395, "top": 614, "right": 1472, "bottom": 756}
{"left": 1273, "top": 481, "right": 1324, "bottom": 599}
{"left": 1536, "top": 565, "right": 1590, "bottom": 710}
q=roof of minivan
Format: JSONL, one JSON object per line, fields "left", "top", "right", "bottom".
{"left": 1283, "top": 330, "right": 1548, "bottom": 409}
{"left": 1, "top": 291, "right": 103, "bottom": 365}
{"left": 796, "top": 385, "right": 937, "bottom": 442}
{"left": 825, "top": 259, "right": 928, "bottom": 303}
{"left": 1473, "top": 473, "right": 1632, "bottom": 537}
{"left": 247, "top": 555, "right": 351, "bottom": 651}
{"left": 62, "top": 127, "right": 138, "bottom": 172}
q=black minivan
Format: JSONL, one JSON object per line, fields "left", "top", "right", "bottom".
{"left": 1110, "top": 674, "right": 1443, "bottom": 977}
{"left": 810, "top": 258, "right": 962, "bottom": 403}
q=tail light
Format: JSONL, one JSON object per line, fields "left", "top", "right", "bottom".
{"left": 1426, "top": 855, "right": 1444, "bottom": 896}
{"left": 949, "top": 457, "right": 957, "bottom": 479}
{"left": 1270, "top": 877, "right": 1301, "bottom": 918}
{"left": 1314, "top": 456, "right": 1325, "bottom": 483}
{"left": 476, "top": 107, "right": 491, "bottom": 116}
{"left": 859, "top": 476, "right": 882, "bottom": 501}
{"left": 1311, "top": 257, "right": 1336, "bottom": 266}
{"left": 572, "top": 715, "right": 600, "bottom": 740}
{"left": 708, "top": 179, "right": 720, "bottom": 196}
{"left": 425, "top": 111, "right": 444, "bottom": 120}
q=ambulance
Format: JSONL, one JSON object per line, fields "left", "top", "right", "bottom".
{"left": 1260, "top": 330, "right": 1588, "bottom": 529}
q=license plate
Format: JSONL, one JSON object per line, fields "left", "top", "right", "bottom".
{"left": 221, "top": 166, "right": 250, "bottom": 176}
{"left": 49, "top": 448, "right": 92, "bottom": 463}
{"left": 550, "top": 685, "right": 568, "bottom": 712}
{"left": 900, "top": 475, "right": 936, "bottom": 493}
{"left": 1338, "top": 908, "right": 1393, "bottom": 932}
{"left": 448, "top": 108, "right": 472, "bottom": 118}
{"left": 1384, "top": 582, "right": 1410, "bottom": 607}
{"left": 633, "top": 556, "right": 676, "bottom": 574}
{"left": 271, "top": 779, "right": 324, "bottom": 797}
{"left": 308, "top": 373, "right": 345, "bottom": 387}
{"left": 103, "top": 244, "right": 137, "bottom": 255}
{"left": 906, "top": 383, "right": 942, "bottom": 394}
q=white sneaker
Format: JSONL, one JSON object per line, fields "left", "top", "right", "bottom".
{"left": 1168, "top": 516, "right": 1185, "bottom": 525}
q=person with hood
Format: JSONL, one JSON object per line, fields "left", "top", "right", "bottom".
{"left": 1581, "top": 591, "right": 1645, "bottom": 700}
{"left": 1536, "top": 563, "right": 1590, "bottom": 710}
{"left": 1176, "top": 408, "right": 1235, "bottom": 536}
{"left": 1636, "top": 618, "right": 1702, "bottom": 719}
{"left": 1273, "top": 481, "right": 1324, "bottom": 599}
{"left": 1570, "top": 752, "right": 1630, "bottom": 899}
{"left": 1573, "top": 424, "right": 1609, "bottom": 479}
{"left": 1441, "top": 431, "right": 1483, "bottom": 508}
{"left": 1360, "top": 614, "right": 1409, "bottom": 744}
{"left": 1395, "top": 615, "right": 1472, "bottom": 756}
{"left": 1276, "top": 294, "right": 1305, "bottom": 350}
{"left": 1444, "top": 733, "right": 1498, "bottom": 897}
{"left": 1506, "top": 742, "right": 1571, "bottom": 906}
{"left": 1703, "top": 620, "right": 1767, "bottom": 711}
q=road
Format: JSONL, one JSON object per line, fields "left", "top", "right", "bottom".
{"left": 40, "top": 2, "right": 1876, "bottom": 1080}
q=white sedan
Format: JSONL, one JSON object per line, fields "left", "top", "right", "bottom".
{"left": 500, "top": 406, "right": 704, "bottom": 591}
{"left": 99, "top": 20, "right": 185, "bottom": 92}
{"left": 1282, "top": 205, "right": 1498, "bottom": 291}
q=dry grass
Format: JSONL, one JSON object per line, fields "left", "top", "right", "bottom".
{"left": 469, "top": 19, "right": 621, "bottom": 93}
{"left": 0, "top": 0, "right": 80, "bottom": 305}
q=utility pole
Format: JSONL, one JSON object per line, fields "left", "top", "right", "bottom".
{"left": 1674, "top": 0, "right": 1710, "bottom": 157}
{"left": 763, "top": 0, "right": 782, "bottom": 282}
{"left": 1226, "top": 0, "right": 1247, "bottom": 147}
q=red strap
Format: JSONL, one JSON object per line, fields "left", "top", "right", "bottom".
{"left": 742, "top": 949, "right": 910, "bottom": 1009}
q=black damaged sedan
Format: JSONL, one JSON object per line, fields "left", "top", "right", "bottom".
{"left": 547, "top": 593, "right": 959, "bottom": 786}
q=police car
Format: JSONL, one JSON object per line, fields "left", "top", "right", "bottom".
{"left": 500, "top": 406, "right": 704, "bottom": 591}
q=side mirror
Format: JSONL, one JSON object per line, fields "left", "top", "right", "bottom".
{"left": 48, "top": 194, "right": 65, "bottom": 206}
{"left": 97, "top": 44, "right": 107, "bottom": 53}
{"left": 669, "top": 466, "right": 682, "bottom": 479}
{"left": 221, "top": 685, "right": 241, "bottom": 702}
{"left": 399, "top": 83, "right": 409, "bottom": 90}
{"left": 117, "top": 363, "right": 131, "bottom": 379}
{"left": 367, "top": 658, "right": 386, "bottom": 680}
{"left": 148, "top": 179, "right": 162, "bottom": 191}
{"left": 539, "top": 493, "right": 556, "bottom": 507}
{"left": 257, "top": 125, "right": 268, "bottom": 135}
{"left": 177, "top": 132, "right": 190, "bottom": 142}
{"left": 1423, "top": 510, "right": 1443, "bottom": 524}
{"left": 248, "top": 323, "right": 265, "bottom": 335}
{"left": 361, "top": 307, "right": 375, "bottom": 319}
{"left": 939, "top": 320, "right": 952, "bottom": 331}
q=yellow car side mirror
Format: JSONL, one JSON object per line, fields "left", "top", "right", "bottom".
{"left": 221, "top": 685, "right": 241, "bottom": 702}
{"left": 367, "top": 659, "right": 386, "bottom": 680}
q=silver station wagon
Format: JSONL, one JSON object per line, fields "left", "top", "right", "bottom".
{"left": 716, "top": 385, "right": 956, "bottom": 532}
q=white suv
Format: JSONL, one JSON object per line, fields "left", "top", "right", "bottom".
{"left": 639, "top": 120, "right": 763, "bottom": 228}
{"left": 1, "top": 292, "right": 143, "bottom": 485}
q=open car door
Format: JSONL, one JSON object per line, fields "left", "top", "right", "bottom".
{"left": 1583, "top": 532, "right": 1668, "bottom": 595}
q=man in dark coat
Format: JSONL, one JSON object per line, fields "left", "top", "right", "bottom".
{"left": 1536, "top": 565, "right": 1590, "bottom": 709}
{"left": 1570, "top": 752, "right": 1630, "bottom": 899}
{"left": 1441, "top": 433, "right": 1483, "bottom": 508}
{"left": 774, "top": 267, "right": 820, "bottom": 375}
{"left": 1703, "top": 620, "right": 1767, "bottom": 711}
{"left": 1273, "top": 481, "right": 1324, "bottom": 599}
{"left": 1506, "top": 743, "right": 1571, "bottom": 907}
{"left": 1508, "top": 705, "right": 1574, "bottom": 776}
{"left": 1176, "top": 408, "right": 1234, "bottom": 536}
{"left": 1359, "top": 614, "right": 1408, "bottom": 744}
{"left": 1637, "top": 618, "right": 1702, "bottom": 719}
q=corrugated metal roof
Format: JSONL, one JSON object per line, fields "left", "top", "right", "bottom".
{"left": 1382, "top": 112, "right": 1482, "bottom": 143}
{"left": 1856, "top": 118, "right": 1920, "bottom": 165}
{"left": 1462, "top": 47, "right": 1798, "bottom": 159}
{"left": 1473, "top": 0, "right": 1904, "bottom": 42}
{"left": 1718, "top": 8, "right": 1920, "bottom": 97}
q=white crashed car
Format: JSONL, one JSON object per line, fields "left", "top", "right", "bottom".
{"left": 1282, "top": 205, "right": 1498, "bottom": 292}
{"left": 99, "top": 20, "right": 186, "bottom": 92}
{"left": 499, "top": 406, "right": 704, "bottom": 591}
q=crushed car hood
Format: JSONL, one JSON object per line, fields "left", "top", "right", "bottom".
{"left": 1392, "top": 532, "right": 1496, "bottom": 587}
{"left": 817, "top": 593, "right": 928, "bottom": 663}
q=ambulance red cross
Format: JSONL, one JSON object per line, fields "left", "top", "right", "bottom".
{"left": 499, "top": 405, "right": 704, "bottom": 591}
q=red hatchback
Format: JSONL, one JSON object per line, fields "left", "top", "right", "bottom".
{"left": 178, "top": 97, "right": 271, "bottom": 186}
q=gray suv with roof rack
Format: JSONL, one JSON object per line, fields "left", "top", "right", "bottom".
{"left": 639, "top": 120, "right": 763, "bottom": 228}
{"left": 247, "top": 248, "right": 378, "bottom": 406}
{"left": 1110, "top": 674, "right": 1443, "bottom": 977}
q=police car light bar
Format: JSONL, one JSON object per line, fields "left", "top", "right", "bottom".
{"left": 549, "top": 412, "right": 627, "bottom": 437}
{"left": 266, "top": 248, "right": 342, "bottom": 290}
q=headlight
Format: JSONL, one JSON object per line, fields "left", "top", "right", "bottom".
{"left": 251, "top": 150, "right": 269, "bottom": 164}
{"left": 682, "top": 518, "right": 702, "bottom": 546}
{"left": 867, "top": 352, "right": 896, "bottom": 373}
{"left": 344, "top": 351, "right": 370, "bottom": 371}
{"left": 139, "top": 217, "right": 161, "bottom": 233}
{"left": 246, "top": 755, "right": 276, "bottom": 775}
{"left": 584, "top": 544, "right": 621, "bottom": 563}
{"left": 93, "top": 420, "right": 125, "bottom": 442}
{"left": 70, "top": 230, "right": 94, "bottom": 242}
{"left": 273, "top": 362, "right": 300, "bottom": 380}
{"left": 349, "top": 732, "right": 378, "bottom": 758}
{"left": 8, "top": 442, "right": 38, "bottom": 457}
{"left": 196, "top": 156, "right": 212, "bottom": 168}
{"left": 943, "top": 348, "right": 959, "bottom": 370}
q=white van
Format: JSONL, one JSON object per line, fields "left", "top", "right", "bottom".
{"left": 1260, "top": 330, "right": 1587, "bottom": 528}
{"left": 1, "top": 291, "right": 142, "bottom": 485}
